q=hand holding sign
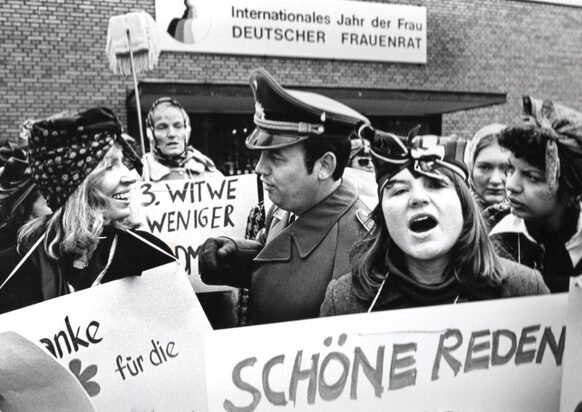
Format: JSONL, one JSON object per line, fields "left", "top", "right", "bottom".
{"left": 199, "top": 236, "right": 261, "bottom": 288}
{"left": 138, "top": 175, "right": 260, "bottom": 292}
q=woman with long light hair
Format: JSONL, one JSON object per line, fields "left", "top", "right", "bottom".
{"left": 0, "top": 107, "right": 175, "bottom": 314}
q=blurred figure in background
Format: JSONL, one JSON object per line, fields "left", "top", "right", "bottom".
{"left": 348, "top": 135, "right": 374, "bottom": 173}
{"left": 0, "top": 122, "right": 51, "bottom": 251}
{"left": 143, "top": 97, "right": 223, "bottom": 181}
{"left": 464, "top": 124, "right": 510, "bottom": 230}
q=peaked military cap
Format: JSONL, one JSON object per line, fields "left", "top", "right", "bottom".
{"left": 246, "top": 68, "right": 369, "bottom": 150}
{"left": 360, "top": 125, "right": 468, "bottom": 196}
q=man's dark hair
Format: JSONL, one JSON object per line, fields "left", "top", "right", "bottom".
{"left": 302, "top": 137, "right": 350, "bottom": 180}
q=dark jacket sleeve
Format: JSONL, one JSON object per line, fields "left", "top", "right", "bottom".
{"left": 0, "top": 246, "right": 43, "bottom": 314}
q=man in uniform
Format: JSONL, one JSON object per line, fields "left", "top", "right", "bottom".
{"left": 199, "top": 68, "right": 372, "bottom": 324}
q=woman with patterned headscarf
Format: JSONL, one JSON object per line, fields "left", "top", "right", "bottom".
{"left": 320, "top": 126, "right": 547, "bottom": 316}
{"left": 0, "top": 108, "right": 176, "bottom": 314}
{"left": 490, "top": 96, "right": 582, "bottom": 293}
{"left": 143, "top": 97, "right": 223, "bottom": 182}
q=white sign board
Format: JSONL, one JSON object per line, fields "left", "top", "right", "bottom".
{"left": 560, "top": 279, "right": 582, "bottom": 411}
{"left": 205, "top": 294, "right": 567, "bottom": 411}
{"left": 0, "top": 263, "right": 211, "bottom": 412}
{"left": 0, "top": 331, "right": 96, "bottom": 412}
{"left": 137, "top": 175, "right": 259, "bottom": 292}
{"left": 155, "top": 0, "right": 427, "bottom": 64}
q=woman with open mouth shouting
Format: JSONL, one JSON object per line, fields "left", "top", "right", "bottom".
{"left": 0, "top": 107, "right": 176, "bottom": 314}
{"left": 320, "top": 126, "right": 548, "bottom": 316}
{"left": 490, "top": 96, "right": 582, "bottom": 293}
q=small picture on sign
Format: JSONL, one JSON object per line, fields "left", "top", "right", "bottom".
{"left": 167, "top": 0, "right": 212, "bottom": 44}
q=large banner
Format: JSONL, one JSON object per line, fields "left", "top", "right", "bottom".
{"left": 205, "top": 294, "right": 567, "bottom": 412}
{"left": 560, "top": 278, "right": 582, "bottom": 411}
{"left": 155, "top": 0, "right": 427, "bottom": 64}
{"left": 138, "top": 175, "right": 260, "bottom": 292}
{"left": 0, "top": 263, "right": 211, "bottom": 412}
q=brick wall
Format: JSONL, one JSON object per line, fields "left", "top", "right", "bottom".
{"left": 1, "top": 0, "right": 581, "bottom": 143}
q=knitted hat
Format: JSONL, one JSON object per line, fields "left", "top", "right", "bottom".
{"left": 28, "top": 107, "right": 127, "bottom": 211}
{"left": 360, "top": 125, "right": 468, "bottom": 196}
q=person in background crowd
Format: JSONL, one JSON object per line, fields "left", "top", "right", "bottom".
{"left": 344, "top": 134, "right": 378, "bottom": 210}
{"left": 490, "top": 96, "right": 582, "bottom": 293}
{"left": 0, "top": 107, "right": 175, "bottom": 314}
{"left": 199, "top": 68, "right": 372, "bottom": 324}
{"left": 348, "top": 135, "right": 374, "bottom": 173}
{"left": 464, "top": 123, "right": 510, "bottom": 230}
{"left": 0, "top": 139, "right": 51, "bottom": 251}
{"left": 142, "top": 97, "right": 223, "bottom": 182}
{"left": 320, "top": 127, "right": 548, "bottom": 316}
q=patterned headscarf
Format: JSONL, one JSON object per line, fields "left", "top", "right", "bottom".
{"left": 520, "top": 96, "right": 582, "bottom": 195}
{"left": 360, "top": 125, "right": 468, "bottom": 197}
{"left": 29, "top": 107, "right": 128, "bottom": 211}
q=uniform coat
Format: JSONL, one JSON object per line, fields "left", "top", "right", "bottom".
{"left": 246, "top": 176, "right": 370, "bottom": 324}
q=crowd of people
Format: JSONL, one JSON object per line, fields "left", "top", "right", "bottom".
{"left": 0, "top": 67, "right": 581, "bottom": 327}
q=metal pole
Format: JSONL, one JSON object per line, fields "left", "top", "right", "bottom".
{"left": 126, "top": 28, "right": 149, "bottom": 180}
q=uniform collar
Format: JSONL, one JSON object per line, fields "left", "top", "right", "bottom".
{"left": 254, "top": 178, "right": 359, "bottom": 262}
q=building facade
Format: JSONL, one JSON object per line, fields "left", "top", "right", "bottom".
{"left": 1, "top": 0, "right": 581, "bottom": 173}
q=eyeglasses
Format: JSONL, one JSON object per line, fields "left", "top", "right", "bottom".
{"left": 357, "top": 157, "right": 371, "bottom": 167}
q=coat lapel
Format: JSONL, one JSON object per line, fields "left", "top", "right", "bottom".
{"left": 255, "top": 179, "right": 359, "bottom": 262}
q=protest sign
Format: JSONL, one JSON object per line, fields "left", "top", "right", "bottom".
{"left": 137, "top": 175, "right": 259, "bottom": 292}
{"left": 560, "top": 278, "right": 582, "bottom": 411}
{"left": 0, "top": 263, "right": 211, "bottom": 412}
{"left": 0, "top": 331, "right": 96, "bottom": 412}
{"left": 205, "top": 294, "right": 567, "bottom": 412}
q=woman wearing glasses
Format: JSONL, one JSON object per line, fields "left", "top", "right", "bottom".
{"left": 143, "top": 97, "right": 223, "bottom": 182}
{"left": 320, "top": 127, "right": 548, "bottom": 316}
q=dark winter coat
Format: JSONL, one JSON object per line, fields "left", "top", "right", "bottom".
{"left": 490, "top": 212, "right": 582, "bottom": 293}
{"left": 237, "top": 177, "right": 371, "bottom": 324}
{"left": 0, "top": 228, "right": 175, "bottom": 315}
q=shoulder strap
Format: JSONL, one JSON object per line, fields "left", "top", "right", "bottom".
{"left": 0, "top": 234, "right": 45, "bottom": 291}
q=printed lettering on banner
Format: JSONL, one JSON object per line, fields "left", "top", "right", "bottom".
{"left": 154, "top": 0, "right": 427, "bottom": 64}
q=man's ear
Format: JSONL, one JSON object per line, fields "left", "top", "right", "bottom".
{"left": 317, "top": 152, "right": 337, "bottom": 180}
